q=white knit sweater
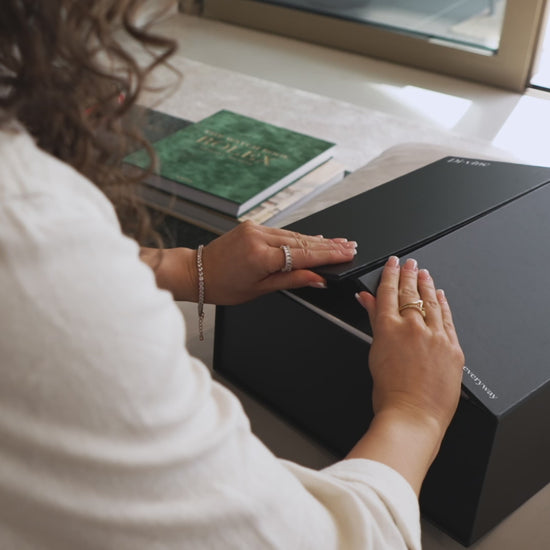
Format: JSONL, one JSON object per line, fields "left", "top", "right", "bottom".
{"left": 0, "top": 127, "right": 420, "bottom": 549}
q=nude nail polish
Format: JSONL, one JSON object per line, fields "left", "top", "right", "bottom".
{"left": 404, "top": 258, "right": 418, "bottom": 270}
{"left": 309, "top": 281, "right": 327, "bottom": 289}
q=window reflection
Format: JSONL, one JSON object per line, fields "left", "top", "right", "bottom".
{"left": 257, "top": 0, "right": 507, "bottom": 53}
{"left": 372, "top": 85, "right": 473, "bottom": 129}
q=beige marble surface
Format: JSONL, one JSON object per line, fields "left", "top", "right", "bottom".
{"left": 131, "top": 15, "right": 516, "bottom": 174}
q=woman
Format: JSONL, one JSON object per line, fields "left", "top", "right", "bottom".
{"left": 0, "top": 1, "right": 464, "bottom": 549}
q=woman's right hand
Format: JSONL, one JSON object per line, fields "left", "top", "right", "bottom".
{"left": 349, "top": 256, "right": 464, "bottom": 495}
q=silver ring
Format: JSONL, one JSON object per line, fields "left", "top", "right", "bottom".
{"left": 280, "top": 244, "right": 293, "bottom": 272}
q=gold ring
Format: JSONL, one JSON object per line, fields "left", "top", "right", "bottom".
{"left": 399, "top": 300, "right": 426, "bottom": 318}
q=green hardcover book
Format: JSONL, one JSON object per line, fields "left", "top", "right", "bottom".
{"left": 124, "top": 109, "right": 335, "bottom": 216}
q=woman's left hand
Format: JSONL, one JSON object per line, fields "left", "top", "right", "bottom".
{"left": 143, "top": 221, "right": 357, "bottom": 305}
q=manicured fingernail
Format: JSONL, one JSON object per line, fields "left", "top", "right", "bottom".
{"left": 387, "top": 255, "right": 400, "bottom": 267}
{"left": 404, "top": 258, "right": 418, "bottom": 270}
{"left": 437, "top": 289, "right": 446, "bottom": 301}
{"left": 309, "top": 281, "right": 327, "bottom": 289}
{"left": 344, "top": 241, "right": 358, "bottom": 248}
{"left": 419, "top": 268, "right": 430, "bottom": 280}
{"left": 354, "top": 292, "right": 362, "bottom": 303}
{"left": 333, "top": 238, "right": 348, "bottom": 243}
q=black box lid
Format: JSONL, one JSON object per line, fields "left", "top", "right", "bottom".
{"left": 285, "top": 157, "right": 550, "bottom": 281}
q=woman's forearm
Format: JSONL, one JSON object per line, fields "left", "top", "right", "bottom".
{"left": 345, "top": 409, "right": 444, "bottom": 497}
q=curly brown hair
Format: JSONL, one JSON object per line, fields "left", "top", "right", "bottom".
{"left": 0, "top": 0, "right": 177, "bottom": 244}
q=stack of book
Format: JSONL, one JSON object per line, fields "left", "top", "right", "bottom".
{"left": 124, "top": 108, "right": 345, "bottom": 235}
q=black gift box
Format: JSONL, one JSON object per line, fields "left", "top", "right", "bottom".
{"left": 213, "top": 157, "right": 550, "bottom": 546}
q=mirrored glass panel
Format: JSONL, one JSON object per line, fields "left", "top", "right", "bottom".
{"left": 255, "top": 0, "right": 507, "bottom": 53}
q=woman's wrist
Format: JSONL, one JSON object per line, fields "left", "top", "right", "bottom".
{"left": 140, "top": 247, "right": 199, "bottom": 302}
{"left": 345, "top": 408, "right": 445, "bottom": 496}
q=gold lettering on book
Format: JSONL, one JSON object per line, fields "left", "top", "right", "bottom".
{"left": 196, "top": 129, "right": 288, "bottom": 166}
{"left": 196, "top": 135, "right": 223, "bottom": 147}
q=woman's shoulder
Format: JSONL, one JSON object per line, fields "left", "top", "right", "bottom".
{"left": 0, "top": 120, "right": 119, "bottom": 225}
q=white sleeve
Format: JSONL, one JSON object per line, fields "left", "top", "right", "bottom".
{"left": 0, "top": 135, "right": 421, "bottom": 550}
